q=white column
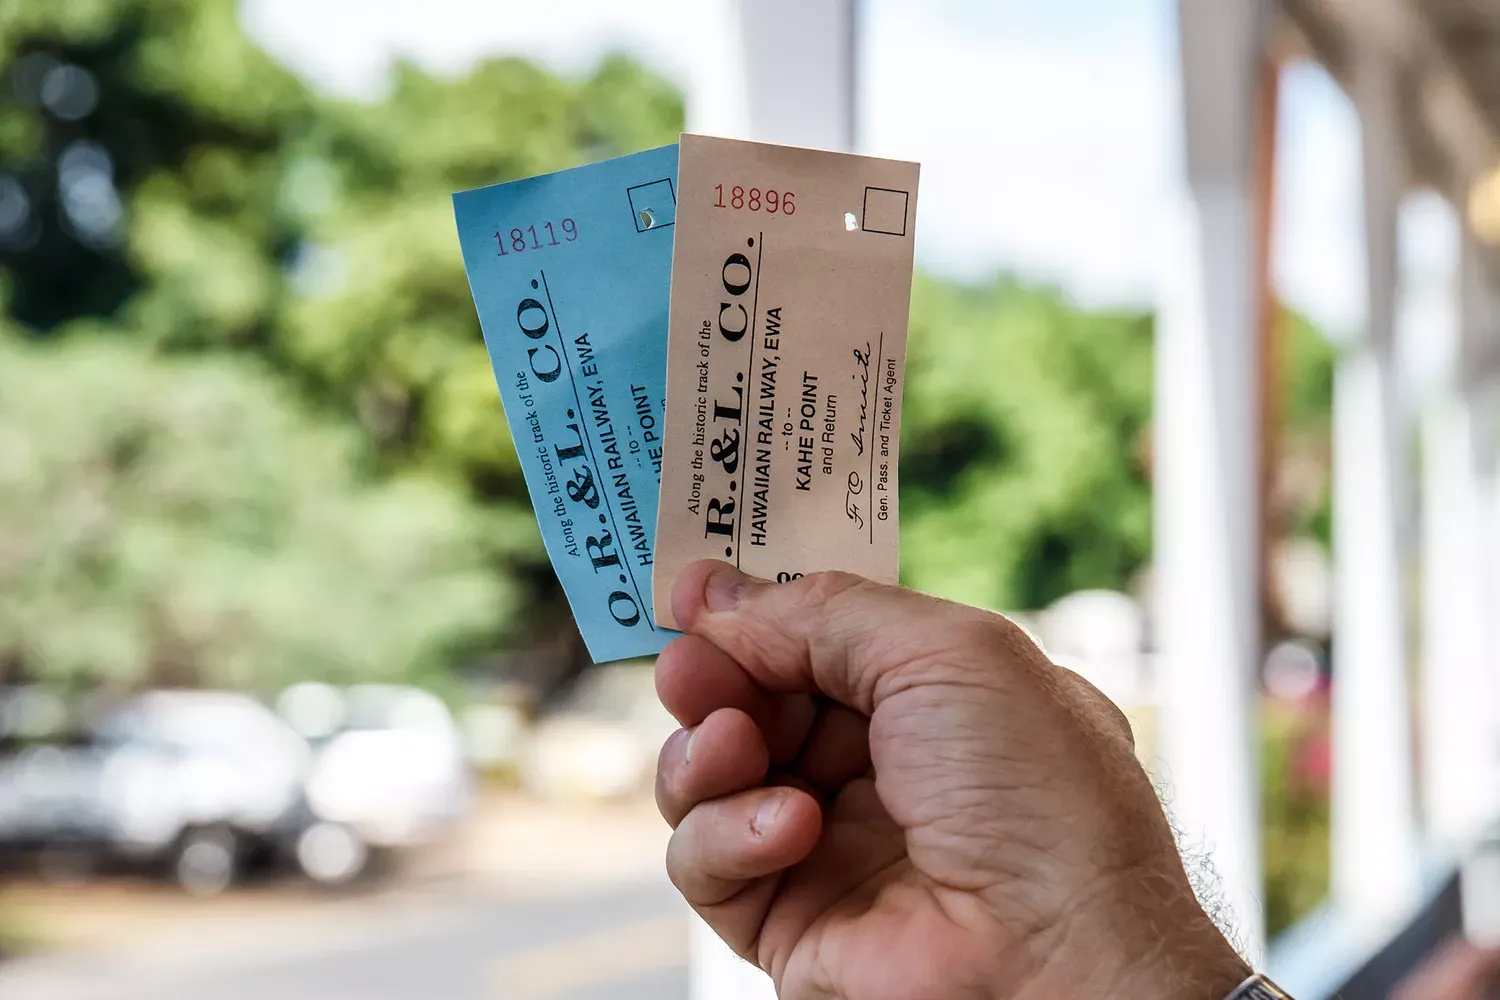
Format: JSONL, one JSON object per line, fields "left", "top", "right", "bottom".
{"left": 683, "top": 0, "right": 751, "bottom": 141}
{"left": 688, "top": 5, "right": 856, "bottom": 998}
{"left": 1329, "top": 36, "right": 1422, "bottom": 929}
{"left": 1155, "top": 0, "right": 1267, "bottom": 959}
{"left": 1420, "top": 225, "right": 1499, "bottom": 851}
{"left": 736, "top": 0, "right": 856, "bottom": 151}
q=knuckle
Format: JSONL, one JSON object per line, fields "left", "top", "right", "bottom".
{"left": 654, "top": 776, "right": 684, "bottom": 828}
{"left": 984, "top": 611, "right": 1050, "bottom": 663}
{"left": 790, "top": 569, "right": 872, "bottom": 608}
{"left": 663, "top": 826, "right": 695, "bottom": 892}
{"left": 655, "top": 729, "right": 687, "bottom": 778}
{"left": 927, "top": 616, "right": 1015, "bottom": 673}
{"left": 654, "top": 732, "right": 693, "bottom": 823}
{"left": 1050, "top": 664, "right": 1136, "bottom": 749}
{"left": 664, "top": 847, "right": 688, "bottom": 893}
{"left": 656, "top": 733, "right": 677, "bottom": 773}
{"left": 653, "top": 772, "right": 675, "bottom": 823}
{"left": 1102, "top": 698, "right": 1135, "bottom": 747}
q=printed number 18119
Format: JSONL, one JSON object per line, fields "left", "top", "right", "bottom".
{"left": 495, "top": 219, "right": 578, "bottom": 255}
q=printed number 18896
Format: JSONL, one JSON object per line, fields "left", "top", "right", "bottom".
{"left": 713, "top": 185, "right": 795, "bottom": 215}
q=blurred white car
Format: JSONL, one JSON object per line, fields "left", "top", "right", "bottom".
{"left": 2, "top": 684, "right": 473, "bottom": 893}
{"left": 280, "top": 683, "right": 473, "bottom": 885}
{"left": 522, "top": 663, "right": 676, "bottom": 801}
{"left": 0, "top": 690, "right": 310, "bottom": 894}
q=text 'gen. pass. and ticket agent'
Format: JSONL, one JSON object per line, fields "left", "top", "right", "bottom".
{"left": 652, "top": 135, "right": 921, "bottom": 630}
{"left": 454, "top": 145, "right": 681, "bottom": 662}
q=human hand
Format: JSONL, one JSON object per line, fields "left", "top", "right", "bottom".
{"left": 654, "top": 561, "right": 1249, "bottom": 1000}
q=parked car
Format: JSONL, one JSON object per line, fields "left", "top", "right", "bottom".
{"left": 0, "top": 689, "right": 309, "bottom": 894}
{"left": 277, "top": 683, "right": 473, "bottom": 886}
{"left": 0, "top": 684, "right": 474, "bottom": 893}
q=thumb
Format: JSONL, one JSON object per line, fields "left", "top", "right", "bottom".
{"left": 670, "top": 560, "right": 1040, "bottom": 715}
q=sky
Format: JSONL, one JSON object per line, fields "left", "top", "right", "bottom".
{"left": 240, "top": 0, "right": 1459, "bottom": 348}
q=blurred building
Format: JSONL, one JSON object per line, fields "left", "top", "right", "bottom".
{"left": 1163, "top": 0, "right": 1500, "bottom": 994}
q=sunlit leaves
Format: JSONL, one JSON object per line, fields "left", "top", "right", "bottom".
{"left": 900, "top": 275, "right": 1154, "bottom": 612}
{"left": 0, "top": 327, "right": 510, "bottom": 688}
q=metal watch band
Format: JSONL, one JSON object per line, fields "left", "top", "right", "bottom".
{"left": 1225, "top": 973, "right": 1293, "bottom": 1000}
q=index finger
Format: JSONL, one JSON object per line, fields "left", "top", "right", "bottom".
{"left": 656, "top": 634, "right": 818, "bottom": 766}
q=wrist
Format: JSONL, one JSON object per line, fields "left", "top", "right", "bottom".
{"left": 1114, "top": 927, "right": 1249, "bottom": 1000}
{"left": 1006, "top": 864, "right": 1251, "bottom": 1000}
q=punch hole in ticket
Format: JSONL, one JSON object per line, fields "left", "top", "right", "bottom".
{"left": 454, "top": 145, "right": 680, "bottom": 663}
{"left": 652, "top": 135, "right": 920, "bottom": 629}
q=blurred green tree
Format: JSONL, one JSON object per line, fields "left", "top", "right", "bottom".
{"left": 0, "top": 323, "right": 511, "bottom": 689}
{"left": 0, "top": 0, "right": 312, "bottom": 335}
{"left": 1262, "top": 698, "right": 1331, "bottom": 935}
{"left": 901, "top": 277, "right": 1337, "bottom": 618}
{"left": 900, "top": 275, "right": 1155, "bottom": 611}
{"left": 1280, "top": 311, "right": 1337, "bottom": 550}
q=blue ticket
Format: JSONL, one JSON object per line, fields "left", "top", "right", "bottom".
{"left": 454, "top": 145, "right": 680, "bottom": 662}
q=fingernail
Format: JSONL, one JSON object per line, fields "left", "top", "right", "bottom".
{"left": 752, "top": 793, "right": 787, "bottom": 838}
{"left": 684, "top": 726, "right": 700, "bottom": 765}
{"left": 704, "top": 564, "right": 749, "bottom": 613}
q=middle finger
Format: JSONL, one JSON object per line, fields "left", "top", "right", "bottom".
{"left": 656, "top": 707, "right": 769, "bottom": 827}
{"left": 657, "top": 634, "right": 818, "bottom": 765}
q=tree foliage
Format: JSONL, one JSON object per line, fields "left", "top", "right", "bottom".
{"left": 0, "top": 321, "right": 511, "bottom": 689}
{"left": 0, "top": 0, "right": 312, "bottom": 334}
{"left": 901, "top": 275, "right": 1155, "bottom": 612}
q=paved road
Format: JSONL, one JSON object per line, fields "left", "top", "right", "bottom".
{"left": 0, "top": 877, "right": 691, "bottom": 1000}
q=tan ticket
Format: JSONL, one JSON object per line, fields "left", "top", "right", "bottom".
{"left": 652, "top": 134, "right": 920, "bottom": 628}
